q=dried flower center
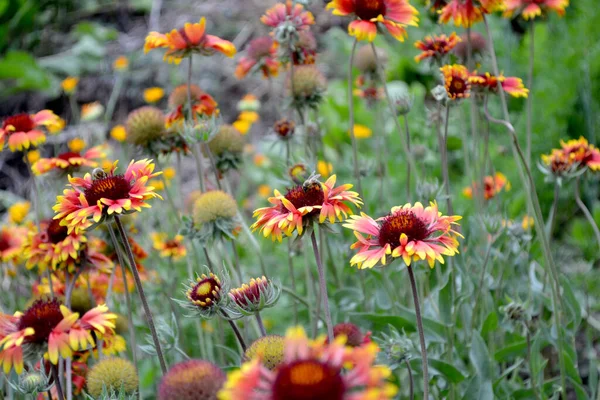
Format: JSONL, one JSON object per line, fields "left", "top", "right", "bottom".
{"left": 3, "top": 114, "right": 35, "bottom": 133}
{"left": 248, "top": 37, "right": 274, "bottom": 59}
{"left": 189, "top": 277, "right": 221, "bottom": 308}
{"left": 84, "top": 175, "right": 131, "bottom": 207}
{"left": 46, "top": 219, "right": 69, "bottom": 244}
{"left": 272, "top": 360, "right": 344, "bottom": 400}
{"left": 355, "top": 0, "right": 386, "bottom": 20}
{"left": 378, "top": 210, "right": 429, "bottom": 249}
{"left": 56, "top": 151, "right": 81, "bottom": 162}
{"left": 17, "top": 299, "right": 64, "bottom": 344}
{"left": 274, "top": 119, "right": 295, "bottom": 138}
{"left": 282, "top": 183, "right": 325, "bottom": 213}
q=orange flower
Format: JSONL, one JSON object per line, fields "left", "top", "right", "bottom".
{"left": 261, "top": 0, "right": 315, "bottom": 32}
{"left": 463, "top": 172, "right": 511, "bottom": 200}
{"left": 327, "top": 0, "right": 418, "bottom": 42}
{"left": 503, "top": 0, "right": 568, "bottom": 20}
{"left": 558, "top": 137, "right": 600, "bottom": 172}
{"left": 414, "top": 32, "right": 461, "bottom": 62}
{"left": 0, "top": 225, "right": 26, "bottom": 263}
{"left": 32, "top": 145, "right": 106, "bottom": 176}
{"left": 0, "top": 110, "right": 59, "bottom": 152}
{"left": 235, "top": 36, "right": 280, "bottom": 79}
{"left": 438, "top": 0, "right": 503, "bottom": 27}
{"left": 144, "top": 17, "right": 236, "bottom": 64}
{"left": 440, "top": 64, "right": 471, "bottom": 99}
{"left": 166, "top": 84, "right": 219, "bottom": 128}
{"left": 151, "top": 232, "right": 187, "bottom": 260}
{"left": 469, "top": 72, "right": 529, "bottom": 98}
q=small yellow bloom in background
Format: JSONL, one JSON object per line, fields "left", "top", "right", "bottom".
{"left": 351, "top": 124, "right": 372, "bottom": 139}
{"left": 238, "top": 111, "right": 259, "bottom": 123}
{"left": 110, "top": 125, "right": 127, "bottom": 142}
{"left": 257, "top": 184, "right": 271, "bottom": 198}
{"left": 233, "top": 119, "right": 252, "bottom": 135}
{"left": 8, "top": 201, "right": 31, "bottom": 224}
{"left": 238, "top": 94, "right": 260, "bottom": 112}
{"left": 113, "top": 56, "right": 129, "bottom": 71}
{"left": 68, "top": 138, "right": 86, "bottom": 153}
{"left": 201, "top": 320, "right": 214, "bottom": 333}
{"left": 163, "top": 167, "right": 176, "bottom": 180}
{"left": 81, "top": 102, "right": 104, "bottom": 121}
{"left": 61, "top": 77, "right": 79, "bottom": 94}
{"left": 143, "top": 87, "right": 165, "bottom": 104}
{"left": 47, "top": 117, "right": 66, "bottom": 134}
{"left": 522, "top": 215, "right": 534, "bottom": 230}
{"left": 101, "top": 159, "right": 114, "bottom": 171}
{"left": 149, "top": 179, "right": 165, "bottom": 191}
{"left": 27, "top": 150, "right": 41, "bottom": 164}
{"left": 262, "top": 318, "right": 274, "bottom": 331}
{"left": 253, "top": 153, "right": 269, "bottom": 167}
{"left": 317, "top": 160, "right": 333, "bottom": 178}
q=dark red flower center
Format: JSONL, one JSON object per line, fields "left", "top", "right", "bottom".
{"left": 57, "top": 151, "right": 81, "bottom": 162}
{"left": 274, "top": 119, "right": 295, "bottom": 138}
{"left": 272, "top": 359, "right": 345, "bottom": 400}
{"left": 164, "top": 240, "right": 180, "bottom": 250}
{"left": 333, "top": 323, "right": 364, "bottom": 347}
{"left": 2, "top": 113, "right": 35, "bottom": 133}
{"left": 378, "top": 210, "right": 429, "bottom": 249}
{"left": 46, "top": 219, "right": 70, "bottom": 244}
{"left": 190, "top": 277, "right": 222, "bottom": 307}
{"left": 355, "top": 0, "right": 386, "bottom": 21}
{"left": 17, "top": 299, "right": 64, "bottom": 344}
{"left": 0, "top": 236, "right": 10, "bottom": 252}
{"left": 84, "top": 175, "right": 131, "bottom": 207}
{"left": 449, "top": 77, "right": 468, "bottom": 96}
{"left": 282, "top": 183, "right": 325, "bottom": 213}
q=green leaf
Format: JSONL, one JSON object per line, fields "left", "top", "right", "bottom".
{"left": 409, "top": 358, "right": 466, "bottom": 383}
{"left": 461, "top": 375, "right": 494, "bottom": 400}
{"left": 481, "top": 311, "right": 498, "bottom": 337}
{"left": 470, "top": 330, "right": 494, "bottom": 381}
{"left": 494, "top": 341, "right": 527, "bottom": 362}
{"left": 560, "top": 275, "right": 582, "bottom": 331}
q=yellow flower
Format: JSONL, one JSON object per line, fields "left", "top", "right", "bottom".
{"left": 110, "top": 125, "right": 127, "bottom": 142}
{"left": 68, "top": 138, "right": 86, "bottom": 153}
{"left": 143, "top": 87, "right": 165, "bottom": 104}
{"left": 8, "top": 201, "right": 30, "bottom": 224}
{"left": 81, "top": 102, "right": 104, "bottom": 121}
{"left": 27, "top": 150, "right": 41, "bottom": 164}
{"left": 61, "top": 77, "right": 79, "bottom": 94}
{"left": 317, "top": 160, "right": 333, "bottom": 178}
{"left": 351, "top": 124, "right": 372, "bottom": 139}
{"left": 47, "top": 117, "right": 66, "bottom": 134}
{"left": 253, "top": 153, "right": 269, "bottom": 167}
{"left": 233, "top": 119, "right": 252, "bottom": 135}
{"left": 257, "top": 184, "right": 271, "bottom": 198}
{"left": 113, "top": 56, "right": 129, "bottom": 71}
{"left": 149, "top": 179, "right": 165, "bottom": 191}
{"left": 522, "top": 215, "right": 534, "bottom": 230}
{"left": 238, "top": 94, "right": 261, "bottom": 112}
{"left": 163, "top": 167, "right": 176, "bottom": 180}
{"left": 238, "top": 111, "right": 259, "bottom": 123}
{"left": 201, "top": 320, "right": 214, "bottom": 333}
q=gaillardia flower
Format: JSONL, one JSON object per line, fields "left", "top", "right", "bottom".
{"left": 53, "top": 159, "right": 162, "bottom": 233}
{"left": 463, "top": 172, "right": 511, "bottom": 200}
{"left": 503, "top": 0, "right": 568, "bottom": 20}
{"left": 181, "top": 272, "right": 228, "bottom": 318}
{"left": 251, "top": 175, "right": 363, "bottom": 241}
{"left": 243, "top": 335, "right": 285, "bottom": 370}
{"left": 87, "top": 357, "right": 139, "bottom": 398}
{"left": 236, "top": 36, "right": 280, "bottom": 80}
{"left": 0, "top": 110, "right": 59, "bottom": 152}
{"left": 440, "top": 64, "right": 471, "bottom": 99}
{"left": 144, "top": 17, "right": 236, "bottom": 64}
{"left": 327, "top": 0, "right": 418, "bottom": 42}
{"left": 32, "top": 145, "right": 106, "bottom": 176}
{"left": 166, "top": 84, "right": 219, "bottom": 128}
{"left": 0, "top": 225, "right": 26, "bottom": 263}
{"left": 558, "top": 137, "right": 600, "bottom": 172}
{"left": 414, "top": 32, "right": 461, "bottom": 63}
{"left": 438, "top": 0, "right": 504, "bottom": 27}
{"left": 190, "top": 190, "right": 240, "bottom": 243}
{"left": 261, "top": 0, "right": 315, "bottom": 33}
{"left": 151, "top": 232, "right": 187, "bottom": 260}
{"left": 469, "top": 72, "right": 529, "bottom": 98}
{"left": 288, "top": 65, "right": 328, "bottom": 109}
{"left": 158, "top": 360, "right": 226, "bottom": 400}
{"left": 228, "top": 276, "right": 280, "bottom": 316}
{"left": 218, "top": 326, "right": 397, "bottom": 400}
{"left": 0, "top": 299, "right": 116, "bottom": 373}
{"left": 343, "top": 202, "right": 461, "bottom": 268}
{"left": 333, "top": 322, "right": 371, "bottom": 347}
{"left": 273, "top": 118, "right": 296, "bottom": 140}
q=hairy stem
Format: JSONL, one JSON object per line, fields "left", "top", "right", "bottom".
{"left": 407, "top": 266, "right": 429, "bottom": 400}
{"left": 347, "top": 38, "right": 363, "bottom": 195}
{"left": 221, "top": 309, "right": 247, "bottom": 351}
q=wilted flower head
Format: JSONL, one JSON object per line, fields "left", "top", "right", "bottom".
{"left": 158, "top": 359, "right": 226, "bottom": 400}
{"left": 469, "top": 72, "right": 529, "bottom": 98}
{"left": 228, "top": 276, "right": 280, "bottom": 315}
{"left": 452, "top": 31, "right": 487, "bottom": 63}
{"left": 219, "top": 326, "right": 397, "bottom": 400}
{"left": 288, "top": 65, "right": 327, "bottom": 109}
{"left": 273, "top": 118, "right": 296, "bottom": 139}
{"left": 327, "top": 0, "right": 419, "bottom": 42}
{"left": 206, "top": 125, "right": 245, "bottom": 172}
{"left": 243, "top": 335, "right": 285, "bottom": 370}
{"left": 344, "top": 202, "right": 461, "bottom": 268}
{"left": 189, "top": 190, "right": 239, "bottom": 242}
{"left": 440, "top": 64, "right": 471, "bottom": 100}
{"left": 501, "top": 301, "right": 529, "bottom": 323}
{"left": 503, "top": 0, "right": 568, "bottom": 20}
{"left": 0, "top": 110, "right": 59, "bottom": 152}
{"left": 463, "top": 172, "right": 511, "bottom": 200}
{"left": 144, "top": 17, "right": 236, "bottom": 64}
{"left": 354, "top": 45, "right": 388, "bottom": 75}
{"left": 333, "top": 322, "right": 371, "bottom": 347}
{"left": 236, "top": 36, "right": 280, "bottom": 79}
{"left": 87, "top": 357, "right": 139, "bottom": 398}
{"left": 414, "top": 32, "right": 461, "bottom": 63}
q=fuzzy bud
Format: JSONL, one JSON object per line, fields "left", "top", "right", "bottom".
{"left": 243, "top": 335, "right": 285, "bottom": 370}
{"left": 125, "top": 106, "right": 166, "bottom": 146}
{"left": 158, "top": 360, "right": 226, "bottom": 400}
{"left": 86, "top": 357, "right": 139, "bottom": 398}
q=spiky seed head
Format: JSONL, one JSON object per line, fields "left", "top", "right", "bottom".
{"left": 158, "top": 359, "right": 226, "bottom": 400}
{"left": 125, "top": 106, "right": 166, "bottom": 146}
{"left": 193, "top": 190, "right": 238, "bottom": 227}
{"left": 86, "top": 357, "right": 139, "bottom": 398}
{"left": 289, "top": 65, "right": 327, "bottom": 100}
{"left": 207, "top": 125, "right": 245, "bottom": 157}
{"left": 243, "top": 335, "right": 285, "bottom": 370}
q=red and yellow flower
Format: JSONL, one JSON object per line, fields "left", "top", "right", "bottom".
{"left": 559, "top": 137, "right": 600, "bottom": 172}
{"left": 0, "top": 225, "right": 27, "bottom": 263}
{"left": 503, "top": 0, "right": 569, "bottom": 20}
{"left": 327, "top": 0, "right": 419, "bottom": 42}
{"left": 414, "top": 32, "right": 461, "bottom": 63}
{"left": 0, "top": 110, "right": 59, "bottom": 152}
{"left": 0, "top": 299, "right": 115, "bottom": 374}
{"left": 440, "top": 64, "right": 471, "bottom": 99}
{"left": 166, "top": 84, "right": 219, "bottom": 128}
{"left": 261, "top": 0, "right": 315, "bottom": 32}
{"left": 32, "top": 145, "right": 106, "bottom": 176}
{"left": 236, "top": 36, "right": 280, "bottom": 79}
{"left": 463, "top": 172, "right": 511, "bottom": 200}
{"left": 144, "top": 17, "right": 236, "bottom": 64}
{"left": 469, "top": 72, "right": 529, "bottom": 98}
{"left": 219, "top": 326, "right": 397, "bottom": 400}
{"left": 151, "top": 232, "right": 187, "bottom": 260}
{"left": 438, "top": 0, "right": 504, "bottom": 27}
{"left": 344, "top": 202, "right": 461, "bottom": 269}
{"left": 53, "top": 159, "right": 162, "bottom": 234}
{"left": 251, "top": 175, "right": 363, "bottom": 241}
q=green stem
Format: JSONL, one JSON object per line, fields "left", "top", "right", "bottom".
{"left": 405, "top": 358, "right": 414, "bottom": 400}
{"left": 403, "top": 115, "right": 411, "bottom": 201}
{"left": 287, "top": 240, "right": 299, "bottom": 324}
{"left": 310, "top": 230, "right": 333, "bottom": 341}
{"left": 526, "top": 21, "right": 535, "bottom": 169}
{"left": 255, "top": 312, "right": 267, "bottom": 336}
{"left": 525, "top": 324, "right": 542, "bottom": 400}
{"left": 407, "top": 266, "right": 429, "bottom": 400}
{"left": 347, "top": 38, "right": 363, "bottom": 195}
{"left": 575, "top": 177, "right": 600, "bottom": 250}
{"left": 221, "top": 309, "right": 247, "bottom": 351}
{"left": 104, "top": 74, "right": 124, "bottom": 128}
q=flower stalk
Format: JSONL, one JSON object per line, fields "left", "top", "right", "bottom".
{"left": 348, "top": 38, "right": 363, "bottom": 195}
{"left": 310, "top": 229, "right": 333, "bottom": 341}
{"left": 407, "top": 266, "right": 429, "bottom": 400}
{"left": 575, "top": 177, "right": 600, "bottom": 250}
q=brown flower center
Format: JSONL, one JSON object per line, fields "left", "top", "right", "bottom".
{"left": 355, "top": 0, "right": 386, "bottom": 21}
{"left": 3, "top": 114, "right": 35, "bottom": 133}
{"left": 448, "top": 76, "right": 469, "bottom": 98}
{"left": 282, "top": 183, "right": 325, "bottom": 213}
{"left": 378, "top": 210, "right": 429, "bottom": 249}
{"left": 46, "top": 219, "right": 69, "bottom": 244}
{"left": 0, "top": 236, "right": 9, "bottom": 252}
{"left": 18, "top": 299, "right": 64, "bottom": 344}
{"left": 84, "top": 175, "right": 131, "bottom": 207}
{"left": 56, "top": 151, "right": 81, "bottom": 162}
{"left": 273, "top": 119, "right": 295, "bottom": 138}
{"left": 189, "top": 277, "right": 221, "bottom": 308}
{"left": 272, "top": 359, "right": 345, "bottom": 400}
